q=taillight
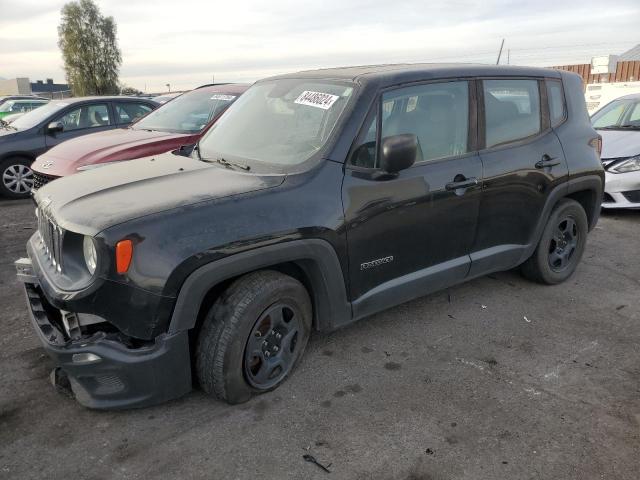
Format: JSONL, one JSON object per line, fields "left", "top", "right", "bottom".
{"left": 589, "top": 136, "right": 602, "bottom": 158}
{"left": 116, "top": 239, "right": 133, "bottom": 274}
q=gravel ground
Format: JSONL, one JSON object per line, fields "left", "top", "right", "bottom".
{"left": 0, "top": 199, "right": 638, "bottom": 480}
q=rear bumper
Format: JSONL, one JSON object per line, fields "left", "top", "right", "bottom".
{"left": 16, "top": 257, "right": 192, "bottom": 409}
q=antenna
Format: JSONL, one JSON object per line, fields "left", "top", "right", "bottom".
{"left": 496, "top": 39, "right": 505, "bottom": 65}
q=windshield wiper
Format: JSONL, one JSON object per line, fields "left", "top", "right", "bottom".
{"left": 597, "top": 125, "right": 640, "bottom": 130}
{"left": 0, "top": 119, "right": 17, "bottom": 131}
{"left": 203, "top": 156, "right": 251, "bottom": 171}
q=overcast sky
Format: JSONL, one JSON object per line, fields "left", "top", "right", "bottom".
{"left": 0, "top": 0, "right": 638, "bottom": 92}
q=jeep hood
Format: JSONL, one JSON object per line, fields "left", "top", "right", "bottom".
{"left": 32, "top": 128, "right": 197, "bottom": 177}
{"left": 599, "top": 129, "right": 640, "bottom": 159}
{"left": 35, "top": 152, "right": 284, "bottom": 235}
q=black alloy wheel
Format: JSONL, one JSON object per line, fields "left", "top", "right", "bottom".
{"left": 520, "top": 198, "right": 588, "bottom": 285}
{"left": 244, "top": 302, "right": 302, "bottom": 390}
{"left": 548, "top": 216, "right": 579, "bottom": 272}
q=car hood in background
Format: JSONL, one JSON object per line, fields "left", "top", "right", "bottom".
{"left": 34, "top": 152, "right": 285, "bottom": 235}
{"left": 32, "top": 128, "right": 198, "bottom": 177}
{"left": 599, "top": 129, "right": 640, "bottom": 159}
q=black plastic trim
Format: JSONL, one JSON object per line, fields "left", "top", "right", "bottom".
{"left": 352, "top": 256, "right": 469, "bottom": 321}
{"left": 169, "top": 239, "right": 352, "bottom": 334}
{"left": 22, "top": 281, "right": 191, "bottom": 409}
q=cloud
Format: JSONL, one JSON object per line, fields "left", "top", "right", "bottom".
{"left": 0, "top": 0, "right": 638, "bottom": 92}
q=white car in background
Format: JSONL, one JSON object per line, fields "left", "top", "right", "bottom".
{"left": 586, "top": 81, "right": 640, "bottom": 115}
{"left": 591, "top": 93, "right": 640, "bottom": 209}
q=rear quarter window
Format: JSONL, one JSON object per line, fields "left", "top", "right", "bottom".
{"left": 546, "top": 80, "right": 566, "bottom": 127}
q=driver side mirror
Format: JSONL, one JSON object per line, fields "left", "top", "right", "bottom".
{"left": 46, "top": 121, "right": 64, "bottom": 135}
{"left": 379, "top": 134, "right": 417, "bottom": 174}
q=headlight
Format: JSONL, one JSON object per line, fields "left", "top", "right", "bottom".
{"left": 82, "top": 236, "right": 98, "bottom": 275}
{"left": 611, "top": 155, "right": 640, "bottom": 173}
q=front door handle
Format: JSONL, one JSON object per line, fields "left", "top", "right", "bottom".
{"left": 535, "top": 154, "right": 561, "bottom": 169}
{"left": 445, "top": 176, "right": 479, "bottom": 191}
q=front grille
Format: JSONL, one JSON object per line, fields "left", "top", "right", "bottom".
{"left": 622, "top": 190, "right": 640, "bottom": 203}
{"left": 37, "top": 206, "right": 65, "bottom": 273}
{"left": 33, "top": 172, "right": 57, "bottom": 190}
{"left": 602, "top": 192, "right": 615, "bottom": 203}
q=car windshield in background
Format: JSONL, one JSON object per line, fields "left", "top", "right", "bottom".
{"left": 9, "top": 102, "right": 67, "bottom": 130}
{"left": 133, "top": 89, "right": 237, "bottom": 133}
{"left": 198, "top": 79, "right": 354, "bottom": 167}
{"left": 591, "top": 98, "right": 640, "bottom": 130}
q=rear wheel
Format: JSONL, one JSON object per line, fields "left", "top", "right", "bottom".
{"left": 521, "top": 199, "right": 588, "bottom": 284}
{"left": 0, "top": 157, "right": 34, "bottom": 199}
{"left": 196, "top": 270, "right": 312, "bottom": 404}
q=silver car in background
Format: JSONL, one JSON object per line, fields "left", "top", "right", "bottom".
{"left": 591, "top": 93, "right": 640, "bottom": 209}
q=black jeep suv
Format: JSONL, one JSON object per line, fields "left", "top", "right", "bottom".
{"left": 16, "top": 64, "right": 603, "bottom": 409}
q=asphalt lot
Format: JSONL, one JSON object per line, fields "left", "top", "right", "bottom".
{"left": 0, "top": 198, "right": 638, "bottom": 480}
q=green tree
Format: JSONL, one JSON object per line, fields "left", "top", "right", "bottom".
{"left": 58, "top": 0, "right": 122, "bottom": 96}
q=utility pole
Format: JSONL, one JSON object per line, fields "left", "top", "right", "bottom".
{"left": 507, "top": 49, "right": 510, "bottom": 65}
{"left": 496, "top": 38, "right": 505, "bottom": 65}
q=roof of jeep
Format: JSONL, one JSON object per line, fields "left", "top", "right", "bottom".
{"left": 264, "top": 63, "right": 562, "bottom": 86}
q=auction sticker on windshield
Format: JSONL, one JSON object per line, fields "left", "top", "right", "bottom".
{"left": 294, "top": 91, "right": 340, "bottom": 110}
{"left": 211, "top": 94, "right": 237, "bottom": 101}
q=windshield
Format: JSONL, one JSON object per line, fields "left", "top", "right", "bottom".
{"left": 0, "top": 101, "right": 18, "bottom": 113}
{"left": 198, "top": 79, "right": 354, "bottom": 167}
{"left": 10, "top": 102, "right": 67, "bottom": 130}
{"left": 591, "top": 98, "right": 640, "bottom": 129}
{"left": 134, "top": 89, "right": 238, "bottom": 133}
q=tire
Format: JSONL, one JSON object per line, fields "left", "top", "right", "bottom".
{"left": 521, "top": 198, "right": 588, "bottom": 284}
{"left": 0, "top": 157, "right": 34, "bottom": 199}
{"left": 196, "top": 270, "right": 312, "bottom": 404}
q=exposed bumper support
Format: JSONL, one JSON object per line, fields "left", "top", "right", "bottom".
{"left": 16, "top": 257, "right": 192, "bottom": 410}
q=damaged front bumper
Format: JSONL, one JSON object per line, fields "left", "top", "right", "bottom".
{"left": 15, "top": 257, "right": 192, "bottom": 409}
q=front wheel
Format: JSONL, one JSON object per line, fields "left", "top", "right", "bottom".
{"left": 0, "top": 157, "right": 34, "bottom": 199}
{"left": 196, "top": 270, "right": 312, "bottom": 404}
{"left": 521, "top": 198, "right": 588, "bottom": 284}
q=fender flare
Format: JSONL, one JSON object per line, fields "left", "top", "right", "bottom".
{"left": 566, "top": 174, "right": 604, "bottom": 230}
{"left": 519, "top": 174, "right": 603, "bottom": 263}
{"left": 167, "top": 239, "right": 352, "bottom": 334}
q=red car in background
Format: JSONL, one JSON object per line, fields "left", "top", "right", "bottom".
{"left": 31, "top": 83, "right": 248, "bottom": 188}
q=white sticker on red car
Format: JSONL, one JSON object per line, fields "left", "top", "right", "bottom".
{"left": 210, "top": 94, "right": 237, "bottom": 101}
{"left": 294, "top": 91, "right": 340, "bottom": 110}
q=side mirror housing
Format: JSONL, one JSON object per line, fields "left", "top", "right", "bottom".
{"left": 174, "top": 143, "right": 196, "bottom": 157}
{"left": 46, "top": 121, "right": 64, "bottom": 134}
{"left": 379, "top": 134, "right": 417, "bottom": 173}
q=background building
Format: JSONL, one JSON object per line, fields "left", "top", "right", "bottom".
{"left": 0, "top": 77, "right": 70, "bottom": 98}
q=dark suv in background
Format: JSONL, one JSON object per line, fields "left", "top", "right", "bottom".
{"left": 0, "top": 96, "right": 158, "bottom": 198}
{"left": 16, "top": 64, "right": 603, "bottom": 409}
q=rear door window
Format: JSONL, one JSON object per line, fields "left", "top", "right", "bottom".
{"left": 483, "top": 79, "right": 541, "bottom": 148}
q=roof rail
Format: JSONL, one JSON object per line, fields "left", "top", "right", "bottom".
{"left": 195, "top": 83, "right": 231, "bottom": 89}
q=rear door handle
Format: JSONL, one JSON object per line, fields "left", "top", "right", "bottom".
{"left": 535, "top": 155, "right": 561, "bottom": 169}
{"left": 445, "top": 177, "right": 479, "bottom": 191}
